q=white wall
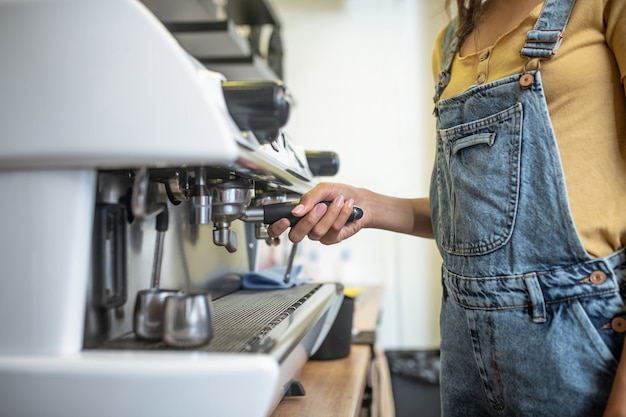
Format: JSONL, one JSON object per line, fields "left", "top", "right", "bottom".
{"left": 270, "top": 0, "right": 448, "bottom": 349}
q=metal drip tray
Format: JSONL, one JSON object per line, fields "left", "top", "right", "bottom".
{"left": 0, "top": 283, "right": 343, "bottom": 417}
{"left": 102, "top": 283, "right": 340, "bottom": 359}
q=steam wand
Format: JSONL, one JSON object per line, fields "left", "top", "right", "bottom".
{"left": 151, "top": 205, "right": 169, "bottom": 289}
{"left": 283, "top": 242, "right": 299, "bottom": 284}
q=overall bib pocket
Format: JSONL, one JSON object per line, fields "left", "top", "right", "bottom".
{"left": 435, "top": 102, "right": 523, "bottom": 256}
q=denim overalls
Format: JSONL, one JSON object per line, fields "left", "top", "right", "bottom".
{"left": 431, "top": 0, "right": 626, "bottom": 415}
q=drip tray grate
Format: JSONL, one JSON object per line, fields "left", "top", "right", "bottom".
{"left": 100, "top": 283, "right": 321, "bottom": 353}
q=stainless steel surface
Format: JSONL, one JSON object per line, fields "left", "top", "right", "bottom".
{"left": 133, "top": 203, "right": 174, "bottom": 341}
{"left": 132, "top": 167, "right": 168, "bottom": 220}
{"left": 163, "top": 292, "right": 213, "bottom": 348}
{"left": 0, "top": 2, "right": 342, "bottom": 416}
{"left": 133, "top": 289, "right": 179, "bottom": 340}
{"left": 210, "top": 180, "right": 254, "bottom": 252}
{"left": 245, "top": 194, "right": 287, "bottom": 242}
{"left": 189, "top": 167, "right": 212, "bottom": 225}
{"left": 104, "top": 283, "right": 342, "bottom": 358}
{"left": 211, "top": 181, "right": 254, "bottom": 217}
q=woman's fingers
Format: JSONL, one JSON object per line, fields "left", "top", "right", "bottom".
{"left": 318, "top": 198, "right": 357, "bottom": 244}
{"left": 267, "top": 217, "right": 291, "bottom": 239}
{"left": 266, "top": 182, "right": 362, "bottom": 244}
{"left": 288, "top": 201, "right": 330, "bottom": 242}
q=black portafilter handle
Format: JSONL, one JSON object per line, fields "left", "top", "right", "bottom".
{"left": 263, "top": 201, "right": 363, "bottom": 226}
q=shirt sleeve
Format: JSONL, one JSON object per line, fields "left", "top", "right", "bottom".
{"left": 605, "top": 0, "right": 626, "bottom": 84}
{"left": 431, "top": 26, "right": 447, "bottom": 83}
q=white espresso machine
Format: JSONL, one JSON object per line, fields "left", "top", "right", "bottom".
{"left": 0, "top": 1, "right": 347, "bottom": 416}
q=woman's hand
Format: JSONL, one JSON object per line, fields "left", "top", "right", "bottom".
{"left": 267, "top": 182, "right": 367, "bottom": 245}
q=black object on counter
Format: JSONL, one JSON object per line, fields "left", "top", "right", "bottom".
{"left": 311, "top": 295, "right": 354, "bottom": 360}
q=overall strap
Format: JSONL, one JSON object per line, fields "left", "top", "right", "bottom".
{"left": 433, "top": 0, "right": 578, "bottom": 107}
{"left": 433, "top": 18, "right": 459, "bottom": 110}
{"left": 520, "top": 0, "right": 578, "bottom": 59}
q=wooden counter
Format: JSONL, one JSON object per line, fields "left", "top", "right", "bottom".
{"left": 271, "top": 287, "right": 394, "bottom": 417}
{"left": 270, "top": 344, "right": 371, "bottom": 417}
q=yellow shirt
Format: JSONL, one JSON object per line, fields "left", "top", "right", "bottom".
{"left": 432, "top": 0, "right": 626, "bottom": 258}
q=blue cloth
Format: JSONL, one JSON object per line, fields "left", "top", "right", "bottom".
{"left": 241, "top": 265, "right": 310, "bottom": 289}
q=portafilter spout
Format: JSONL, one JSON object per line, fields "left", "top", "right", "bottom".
{"left": 210, "top": 180, "right": 254, "bottom": 253}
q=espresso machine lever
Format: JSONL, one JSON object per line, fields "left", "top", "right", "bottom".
{"left": 131, "top": 167, "right": 167, "bottom": 220}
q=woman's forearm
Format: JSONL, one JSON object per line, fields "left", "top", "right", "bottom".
{"left": 361, "top": 190, "right": 433, "bottom": 239}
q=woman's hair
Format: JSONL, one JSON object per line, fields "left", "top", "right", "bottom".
{"left": 446, "top": 0, "right": 487, "bottom": 45}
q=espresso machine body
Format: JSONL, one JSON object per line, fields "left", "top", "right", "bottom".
{"left": 0, "top": 1, "right": 343, "bottom": 416}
